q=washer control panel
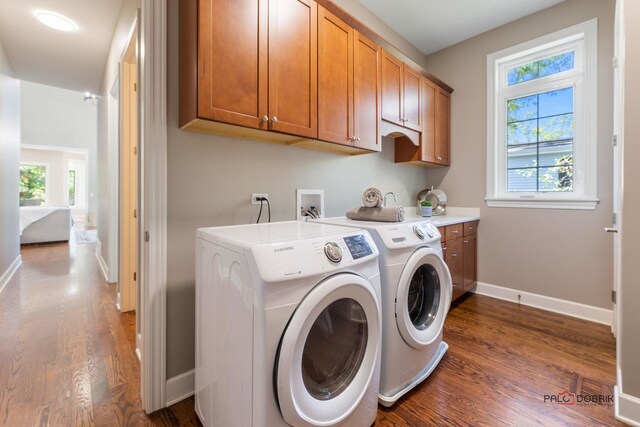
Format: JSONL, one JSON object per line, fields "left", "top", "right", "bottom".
{"left": 324, "top": 242, "right": 343, "bottom": 263}
{"left": 343, "top": 234, "right": 374, "bottom": 260}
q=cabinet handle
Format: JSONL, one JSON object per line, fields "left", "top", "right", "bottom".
{"left": 272, "top": 116, "right": 278, "bottom": 123}
{"left": 451, "top": 253, "right": 458, "bottom": 257}
{"left": 451, "top": 230, "right": 459, "bottom": 234}
{"left": 262, "top": 115, "right": 269, "bottom": 123}
{"left": 356, "top": 137, "right": 361, "bottom": 142}
{"left": 464, "top": 240, "right": 468, "bottom": 243}
{"left": 437, "top": 156, "right": 442, "bottom": 160}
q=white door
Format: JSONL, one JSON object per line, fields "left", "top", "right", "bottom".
{"left": 395, "top": 248, "right": 452, "bottom": 349}
{"left": 276, "top": 274, "right": 380, "bottom": 427}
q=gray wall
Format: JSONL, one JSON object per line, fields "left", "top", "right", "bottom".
{"left": 0, "top": 39, "right": 20, "bottom": 280}
{"left": 166, "top": 0, "right": 431, "bottom": 377}
{"left": 423, "top": 0, "right": 615, "bottom": 308}
{"left": 620, "top": 0, "right": 640, "bottom": 403}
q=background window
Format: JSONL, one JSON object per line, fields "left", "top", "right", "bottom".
{"left": 68, "top": 169, "right": 76, "bottom": 206}
{"left": 486, "top": 19, "right": 598, "bottom": 210}
{"left": 19, "top": 165, "right": 47, "bottom": 206}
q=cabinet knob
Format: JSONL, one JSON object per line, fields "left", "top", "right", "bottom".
{"left": 356, "top": 137, "right": 361, "bottom": 142}
{"left": 262, "top": 115, "right": 269, "bottom": 123}
{"left": 272, "top": 116, "right": 278, "bottom": 123}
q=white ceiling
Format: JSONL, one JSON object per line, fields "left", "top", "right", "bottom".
{"left": 358, "top": 0, "right": 566, "bottom": 55}
{"left": 0, "top": 0, "right": 125, "bottom": 93}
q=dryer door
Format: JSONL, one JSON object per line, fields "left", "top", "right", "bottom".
{"left": 276, "top": 274, "right": 380, "bottom": 427}
{"left": 395, "top": 247, "right": 452, "bottom": 349}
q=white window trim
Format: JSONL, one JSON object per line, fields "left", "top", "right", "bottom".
{"left": 486, "top": 19, "right": 599, "bottom": 210}
{"left": 20, "top": 161, "right": 50, "bottom": 205}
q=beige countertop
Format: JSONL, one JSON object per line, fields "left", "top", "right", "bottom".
{"left": 404, "top": 206, "right": 480, "bottom": 227}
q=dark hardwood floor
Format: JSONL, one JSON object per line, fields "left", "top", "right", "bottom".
{"left": 0, "top": 243, "right": 622, "bottom": 426}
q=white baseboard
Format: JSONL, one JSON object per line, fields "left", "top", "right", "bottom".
{"left": 0, "top": 255, "right": 22, "bottom": 295}
{"left": 95, "top": 241, "right": 110, "bottom": 283}
{"left": 475, "top": 282, "right": 613, "bottom": 326}
{"left": 166, "top": 369, "right": 195, "bottom": 407}
{"left": 616, "top": 386, "right": 640, "bottom": 426}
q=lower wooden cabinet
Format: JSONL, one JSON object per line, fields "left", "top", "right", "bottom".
{"left": 440, "top": 221, "right": 478, "bottom": 301}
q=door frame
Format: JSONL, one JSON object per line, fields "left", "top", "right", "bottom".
{"left": 139, "top": 0, "right": 168, "bottom": 413}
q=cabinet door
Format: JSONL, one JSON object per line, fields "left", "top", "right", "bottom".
{"left": 318, "top": 6, "right": 352, "bottom": 145}
{"left": 435, "top": 88, "right": 451, "bottom": 165}
{"left": 445, "top": 237, "right": 464, "bottom": 300}
{"left": 380, "top": 50, "right": 403, "bottom": 126}
{"left": 402, "top": 65, "right": 421, "bottom": 131}
{"left": 198, "top": 0, "right": 268, "bottom": 129}
{"left": 420, "top": 78, "right": 437, "bottom": 162}
{"left": 463, "top": 234, "right": 477, "bottom": 291}
{"left": 353, "top": 31, "right": 381, "bottom": 152}
{"left": 268, "top": 0, "right": 317, "bottom": 138}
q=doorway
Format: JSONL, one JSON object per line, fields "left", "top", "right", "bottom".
{"left": 118, "top": 25, "right": 139, "bottom": 334}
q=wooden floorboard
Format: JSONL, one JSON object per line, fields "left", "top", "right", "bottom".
{"left": 0, "top": 242, "right": 623, "bottom": 426}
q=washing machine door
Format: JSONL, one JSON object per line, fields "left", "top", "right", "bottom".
{"left": 276, "top": 273, "right": 381, "bottom": 427}
{"left": 395, "top": 247, "right": 452, "bottom": 349}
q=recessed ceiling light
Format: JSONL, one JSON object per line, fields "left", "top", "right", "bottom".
{"left": 36, "top": 12, "right": 76, "bottom": 32}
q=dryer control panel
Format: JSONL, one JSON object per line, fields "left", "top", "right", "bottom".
{"left": 375, "top": 222, "right": 441, "bottom": 250}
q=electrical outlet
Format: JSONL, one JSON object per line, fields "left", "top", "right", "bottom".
{"left": 251, "top": 193, "right": 268, "bottom": 205}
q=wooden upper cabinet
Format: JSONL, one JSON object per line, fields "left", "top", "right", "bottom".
{"left": 420, "top": 78, "right": 437, "bottom": 163}
{"left": 395, "top": 76, "right": 452, "bottom": 166}
{"left": 353, "top": 31, "right": 381, "bottom": 152}
{"left": 318, "top": 6, "right": 353, "bottom": 145}
{"left": 197, "top": 0, "right": 268, "bottom": 129}
{"left": 268, "top": 0, "right": 317, "bottom": 138}
{"left": 402, "top": 65, "right": 421, "bottom": 131}
{"left": 181, "top": 0, "right": 451, "bottom": 156}
{"left": 380, "top": 49, "right": 421, "bottom": 131}
{"left": 381, "top": 50, "right": 403, "bottom": 126}
{"left": 318, "top": 6, "right": 380, "bottom": 152}
{"left": 435, "top": 87, "right": 451, "bottom": 165}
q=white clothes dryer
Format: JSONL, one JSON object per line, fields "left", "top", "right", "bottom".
{"left": 314, "top": 217, "right": 452, "bottom": 406}
{"left": 195, "top": 221, "right": 382, "bottom": 426}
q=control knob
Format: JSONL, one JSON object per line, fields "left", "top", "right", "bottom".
{"left": 413, "top": 225, "right": 426, "bottom": 240}
{"left": 324, "top": 242, "right": 343, "bottom": 263}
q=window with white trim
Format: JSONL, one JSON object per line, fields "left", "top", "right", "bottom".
{"left": 486, "top": 19, "right": 598, "bottom": 210}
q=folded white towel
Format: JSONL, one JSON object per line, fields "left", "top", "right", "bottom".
{"left": 346, "top": 206, "right": 405, "bottom": 223}
{"left": 362, "top": 187, "right": 383, "bottom": 208}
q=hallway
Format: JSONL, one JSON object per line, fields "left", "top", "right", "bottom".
{"left": 0, "top": 242, "right": 198, "bottom": 426}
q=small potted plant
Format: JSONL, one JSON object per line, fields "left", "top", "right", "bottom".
{"left": 420, "top": 200, "right": 433, "bottom": 217}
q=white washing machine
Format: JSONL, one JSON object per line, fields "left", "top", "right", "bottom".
{"left": 195, "top": 221, "right": 382, "bottom": 427}
{"left": 314, "top": 217, "right": 452, "bottom": 406}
